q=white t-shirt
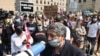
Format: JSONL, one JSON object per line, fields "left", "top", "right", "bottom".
{"left": 65, "top": 27, "right": 71, "bottom": 40}
{"left": 11, "top": 31, "right": 33, "bottom": 54}
{"left": 87, "top": 22, "right": 100, "bottom": 38}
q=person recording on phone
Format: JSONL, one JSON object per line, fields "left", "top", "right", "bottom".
{"left": 11, "top": 22, "right": 33, "bottom": 56}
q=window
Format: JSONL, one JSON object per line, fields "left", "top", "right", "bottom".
{"left": 57, "top": 3, "right": 59, "bottom": 5}
{"left": 40, "top": 0, "right": 42, "bottom": 4}
{"left": 92, "top": 0, "right": 96, "bottom": 2}
{"left": 48, "top": 2, "right": 49, "bottom": 4}
{"left": 83, "top": 0, "right": 86, "bottom": 2}
{"left": 51, "top": 0, "right": 53, "bottom": 2}
{"left": 60, "top": 3, "right": 61, "bottom": 5}
{"left": 44, "top": 1, "right": 46, "bottom": 4}
{"left": 51, "top": 3, "right": 53, "bottom": 6}
{"left": 36, "top": 0, "right": 38, "bottom": 3}
{"left": 63, "top": 3, "right": 64, "bottom": 6}
{"left": 54, "top": 2, "right": 56, "bottom": 5}
{"left": 79, "top": 0, "right": 81, "bottom": 3}
{"left": 37, "top": 7, "right": 38, "bottom": 10}
{"left": 41, "top": 7, "right": 42, "bottom": 10}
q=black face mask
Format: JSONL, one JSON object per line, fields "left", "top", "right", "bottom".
{"left": 15, "top": 26, "right": 23, "bottom": 35}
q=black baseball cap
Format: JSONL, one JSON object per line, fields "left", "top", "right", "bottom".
{"left": 29, "top": 14, "right": 34, "bottom": 18}
{"left": 14, "top": 22, "right": 22, "bottom": 29}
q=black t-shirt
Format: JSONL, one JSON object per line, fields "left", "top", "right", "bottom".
{"left": 26, "top": 22, "right": 38, "bottom": 38}
{"left": 41, "top": 40, "right": 85, "bottom": 56}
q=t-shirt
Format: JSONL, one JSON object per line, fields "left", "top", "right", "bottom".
{"left": 87, "top": 22, "right": 100, "bottom": 38}
{"left": 65, "top": 27, "right": 71, "bottom": 40}
{"left": 11, "top": 31, "right": 33, "bottom": 53}
{"left": 26, "top": 22, "right": 38, "bottom": 38}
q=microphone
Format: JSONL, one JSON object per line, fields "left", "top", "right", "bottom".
{"left": 15, "top": 41, "right": 46, "bottom": 56}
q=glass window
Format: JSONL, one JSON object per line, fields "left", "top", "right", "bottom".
{"left": 57, "top": 3, "right": 59, "bottom": 5}
{"left": 54, "top": 2, "right": 56, "bottom": 5}
{"left": 36, "top": 0, "right": 38, "bottom": 3}
{"left": 92, "top": 0, "right": 96, "bottom": 2}
{"left": 40, "top": 0, "right": 42, "bottom": 4}
{"left": 48, "top": 2, "right": 49, "bottom": 4}
{"left": 84, "top": 0, "right": 86, "bottom": 2}
{"left": 79, "top": 0, "right": 81, "bottom": 3}
{"left": 41, "top": 7, "right": 42, "bottom": 10}
{"left": 44, "top": 1, "right": 46, "bottom": 4}
{"left": 37, "top": 7, "right": 38, "bottom": 10}
{"left": 60, "top": 3, "right": 61, "bottom": 5}
{"left": 51, "top": 3, "right": 53, "bottom": 6}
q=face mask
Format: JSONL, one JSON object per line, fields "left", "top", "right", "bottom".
{"left": 38, "top": 14, "right": 42, "bottom": 18}
{"left": 38, "top": 26, "right": 43, "bottom": 31}
{"left": 16, "top": 18, "right": 20, "bottom": 22}
{"left": 48, "top": 39, "right": 60, "bottom": 47}
{"left": 5, "top": 19, "right": 10, "bottom": 23}
{"left": 93, "top": 18, "right": 97, "bottom": 22}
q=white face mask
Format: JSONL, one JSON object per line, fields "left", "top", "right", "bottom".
{"left": 38, "top": 26, "right": 43, "bottom": 31}
{"left": 93, "top": 18, "right": 97, "bottom": 21}
{"left": 38, "top": 14, "right": 42, "bottom": 18}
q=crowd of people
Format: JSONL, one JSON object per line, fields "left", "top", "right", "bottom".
{"left": 0, "top": 11, "right": 100, "bottom": 56}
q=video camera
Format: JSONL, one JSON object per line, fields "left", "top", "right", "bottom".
{"left": 0, "top": 9, "right": 8, "bottom": 20}
{"left": 0, "top": 9, "right": 14, "bottom": 20}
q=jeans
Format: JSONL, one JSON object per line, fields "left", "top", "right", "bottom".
{"left": 87, "top": 37, "right": 96, "bottom": 55}
{"left": 0, "top": 44, "right": 3, "bottom": 56}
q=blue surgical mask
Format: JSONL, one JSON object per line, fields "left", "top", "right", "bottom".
{"left": 48, "top": 39, "right": 60, "bottom": 47}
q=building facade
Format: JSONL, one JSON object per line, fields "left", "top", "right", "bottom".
{"left": 76, "top": 0, "right": 96, "bottom": 11}
{"left": 0, "top": 0, "right": 100, "bottom": 13}
{"left": 30, "top": 0, "right": 67, "bottom": 13}
{"left": 76, "top": 0, "right": 100, "bottom": 11}
{"left": 0, "top": 0, "right": 67, "bottom": 13}
{"left": 67, "top": 0, "right": 100, "bottom": 12}
{"left": 0, "top": 0, "right": 15, "bottom": 11}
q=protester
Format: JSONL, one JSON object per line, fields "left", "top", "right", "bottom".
{"left": 73, "top": 18, "right": 86, "bottom": 48}
{"left": 35, "top": 25, "right": 47, "bottom": 43}
{"left": 86, "top": 15, "right": 100, "bottom": 55}
{"left": 96, "top": 15, "right": 100, "bottom": 55}
{"left": 2, "top": 18, "right": 14, "bottom": 54}
{"left": 25, "top": 14, "right": 38, "bottom": 43}
{"left": 11, "top": 22, "right": 33, "bottom": 56}
{"left": 43, "top": 15, "right": 50, "bottom": 31}
{"left": 41, "top": 22, "right": 85, "bottom": 56}
{"left": 0, "top": 25, "right": 3, "bottom": 56}
{"left": 54, "top": 16, "right": 71, "bottom": 43}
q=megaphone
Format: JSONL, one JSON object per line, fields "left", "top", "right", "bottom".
{"left": 15, "top": 41, "right": 46, "bottom": 56}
